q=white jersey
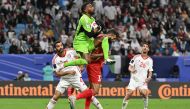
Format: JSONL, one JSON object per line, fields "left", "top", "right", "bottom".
{"left": 52, "top": 49, "right": 82, "bottom": 78}
{"left": 129, "top": 54, "right": 153, "bottom": 83}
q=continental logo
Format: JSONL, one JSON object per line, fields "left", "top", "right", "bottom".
{"left": 0, "top": 84, "right": 151, "bottom": 97}
{"left": 0, "top": 84, "right": 54, "bottom": 96}
{"left": 70, "top": 87, "right": 151, "bottom": 97}
{"left": 97, "top": 87, "right": 151, "bottom": 97}
{"left": 158, "top": 84, "right": 190, "bottom": 99}
{"left": 1, "top": 82, "right": 190, "bottom": 99}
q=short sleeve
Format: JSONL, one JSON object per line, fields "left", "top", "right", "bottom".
{"left": 129, "top": 57, "right": 135, "bottom": 66}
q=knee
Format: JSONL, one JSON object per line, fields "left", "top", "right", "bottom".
{"left": 125, "top": 91, "right": 133, "bottom": 99}
{"left": 94, "top": 89, "right": 99, "bottom": 95}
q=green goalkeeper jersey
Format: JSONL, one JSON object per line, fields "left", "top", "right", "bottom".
{"left": 73, "top": 14, "right": 95, "bottom": 53}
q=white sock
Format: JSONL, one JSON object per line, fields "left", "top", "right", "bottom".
{"left": 122, "top": 99, "right": 128, "bottom": 109}
{"left": 47, "top": 98, "right": 57, "bottom": 109}
{"left": 91, "top": 96, "right": 103, "bottom": 109}
{"left": 143, "top": 97, "right": 148, "bottom": 109}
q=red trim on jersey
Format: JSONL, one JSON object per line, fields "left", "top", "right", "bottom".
{"left": 133, "top": 54, "right": 141, "bottom": 59}
{"left": 141, "top": 54, "right": 149, "bottom": 60}
{"left": 62, "top": 49, "right": 67, "bottom": 57}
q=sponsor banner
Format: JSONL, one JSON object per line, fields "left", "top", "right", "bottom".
{"left": 0, "top": 81, "right": 190, "bottom": 99}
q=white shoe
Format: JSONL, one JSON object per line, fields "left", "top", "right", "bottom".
{"left": 68, "top": 95, "right": 76, "bottom": 109}
{"left": 105, "top": 58, "right": 116, "bottom": 64}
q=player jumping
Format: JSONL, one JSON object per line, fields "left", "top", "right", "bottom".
{"left": 68, "top": 29, "right": 119, "bottom": 109}
{"left": 46, "top": 41, "right": 102, "bottom": 109}
{"left": 121, "top": 42, "right": 153, "bottom": 109}
{"left": 73, "top": 2, "right": 115, "bottom": 64}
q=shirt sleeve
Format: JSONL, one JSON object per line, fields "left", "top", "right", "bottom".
{"left": 67, "top": 50, "right": 79, "bottom": 60}
{"left": 52, "top": 58, "right": 63, "bottom": 72}
{"left": 129, "top": 57, "right": 135, "bottom": 66}
{"left": 149, "top": 59, "right": 153, "bottom": 72}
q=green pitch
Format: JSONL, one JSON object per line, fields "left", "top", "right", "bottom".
{"left": 0, "top": 98, "right": 189, "bottom": 109}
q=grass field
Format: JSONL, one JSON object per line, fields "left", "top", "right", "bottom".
{"left": 0, "top": 98, "right": 189, "bottom": 109}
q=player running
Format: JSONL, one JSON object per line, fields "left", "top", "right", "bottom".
{"left": 73, "top": 2, "right": 115, "bottom": 64}
{"left": 121, "top": 42, "right": 153, "bottom": 109}
{"left": 69, "top": 29, "right": 119, "bottom": 109}
{"left": 46, "top": 41, "right": 102, "bottom": 109}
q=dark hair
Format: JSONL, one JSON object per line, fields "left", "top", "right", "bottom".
{"left": 54, "top": 40, "right": 62, "bottom": 48}
{"left": 107, "top": 29, "right": 119, "bottom": 38}
{"left": 81, "top": 2, "right": 92, "bottom": 13}
{"left": 142, "top": 41, "right": 150, "bottom": 48}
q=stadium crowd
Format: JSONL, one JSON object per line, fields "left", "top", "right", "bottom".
{"left": 0, "top": 0, "right": 190, "bottom": 56}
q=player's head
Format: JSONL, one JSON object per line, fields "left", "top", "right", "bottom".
{"left": 141, "top": 42, "right": 150, "bottom": 54}
{"left": 81, "top": 2, "right": 94, "bottom": 15}
{"left": 54, "top": 40, "right": 64, "bottom": 54}
{"left": 107, "top": 29, "right": 119, "bottom": 41}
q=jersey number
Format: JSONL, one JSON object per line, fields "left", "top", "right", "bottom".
{"left": 140, "top": 62, "right": 146, "bottom": 68}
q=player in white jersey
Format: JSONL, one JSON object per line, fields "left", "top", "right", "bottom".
{"left": 122, "top": 42, "right": 153, "bottom": 109}
{"left": 46, "top": 41, "right": 103, "bottom": 109}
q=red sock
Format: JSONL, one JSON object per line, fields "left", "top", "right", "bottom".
{"left": 85, "top": 96, "right": 92, "bottom": 109}
{"left": 76, "top": 89, "right": 95, "bottom": 100}
{"left": 67, "top": 87, "right": 74, "bottom": 97}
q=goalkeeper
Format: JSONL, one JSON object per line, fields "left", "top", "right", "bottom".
{"left": 73, "top": 2, "right": 115, "bottom": 64}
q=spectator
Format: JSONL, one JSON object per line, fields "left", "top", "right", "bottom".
{"left": 14, "top": 71, "right": 25, "bottom": 81}
{"left": 0, "top": 0, "right": 189, "bottom": 56}
{"left": 60, "top": 30, "right": 68, "bottom": 46}
{"left": 31, "top": 39, "right": 40, "bottom": 54}
{"left": 70, "top": 3, "right": 79, "bottom": 25}
{"left": 42, "top": 62, "right": 54, "bottom": 81}
{"left": 120, "top": 44, "right": 125, "bottom": 55}
{"left": 104, "top": 2, "right": 117, "bottom": 28}
{"left": 140, "top": 24, "right": 151, "bottom": 42}
{"left": 9, "top": 40, "right": 18, "bottom": 54}
{"left": 127, "top": 49, "right": 135, "bottom": 60}
{"left": 94, "top": 0, "right": 104, "bottom": 20}
{"left": 23, "top": 73, "right": 31, "bottom": 81}
{"left": 7, "top": 26, "right": 16, "bottom": 39}
{"left": 0, "top": 29, "right": 5, "bottom": 44}
{"left": 47, "top": 45, "right": 54, "bottom": 54}
{"left": 172, "top": 49, "right": 180, "bottom": 56}
{"left": 39, "top": 37, "right": 49, "bottom": 53}
{"left": 130, "top": 38, "right": 141, "bottom": 53}
{"left": 170, "top": 65, "right": 179, "bottom": 78}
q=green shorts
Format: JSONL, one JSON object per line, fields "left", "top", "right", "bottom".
{"left": 73, "top": 39, "right": 95, "bottom": 54}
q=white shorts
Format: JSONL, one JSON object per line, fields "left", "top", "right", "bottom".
{"left": 56, "top": 77, "right": 88, "bottom": 94}
{"left": 127, "top": 79, "right": 148, "bottom": 91}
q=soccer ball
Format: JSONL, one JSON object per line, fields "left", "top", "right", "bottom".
{"left": 91, "top": 21, "right": 99, "bottom": 30}
{"left": 91, "top": 20, "right": 104, "bottom": 33}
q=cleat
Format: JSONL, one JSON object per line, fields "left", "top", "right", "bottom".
{"left": 105, "top": 58, "right": 116, "bottom": 64}
{"left": 68, "top": 95, "right": 76, "bottom": 109}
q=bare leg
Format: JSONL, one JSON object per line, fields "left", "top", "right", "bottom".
{"left": 122, "top": 89, "right": 133, "bottom": 109}
{"left": 46, "top": 90, "right": 62, "bottom": 109}
{"left": 140, "top": 89, "right": 149, "bottom": 109}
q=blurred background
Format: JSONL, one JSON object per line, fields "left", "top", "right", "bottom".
{"left": 0, "top": 1, "right": 190, "bottom": 109}
{"left": 0, "top": 0, "right": 190, "bottom": 82}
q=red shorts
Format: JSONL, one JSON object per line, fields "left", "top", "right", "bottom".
{"left": 86, "top": 63, "right": 102, "bottom": 84}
